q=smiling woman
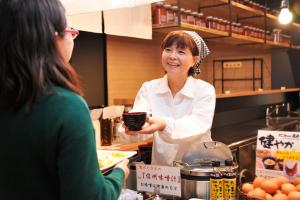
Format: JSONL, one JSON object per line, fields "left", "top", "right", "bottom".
{"left": 122, "top": 30, "right": 216, "bottom": 166}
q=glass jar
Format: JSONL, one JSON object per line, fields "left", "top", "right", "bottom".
{"left": 151, "top": 2, "right": 166, "bottom": 24}
{"left": 184, "top": 9, "right": 191, "bottom": 24}
{"left": 273, "top": 29, "right": 282, "bottom": 43}
{"left": 190, "top": 11, "right": 198, "bottom": 25}
{"left": 231, "top": 22, "right": 236, "bottom": 33}
{"left": 212, "top": 17, "right": 219, "bottom": 30}
{"left": 225, "top": 20, "right": 230, "bottom": 32}
{"left": 196, "top": 12, "right": 204, "bottom": 27}
{"left": 243, "top": 26, "right": 249, "bottom": 36}
{"left": 171, "top": 5, "right": 178, "bottom": 24}
{"left": 163, "top": 4, "right": 172, "bottom": 24}
{"left": 266, "top": 30, "right": 272, "bottom": 41}
{"left": 236, "top": 23, "right": 242, "bottom": 34}
{"left": 206, "top": 16, "right": 213, "bottom": 29}
{"left": 180, "top": 8, "right": 187, "bottom": 23}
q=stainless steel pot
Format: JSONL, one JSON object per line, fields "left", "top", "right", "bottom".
{"left": 174, "top": 161, "right": 238, "bottom": 199}
{"left": 174, "top": 141, "right": 238, "bottom": 199}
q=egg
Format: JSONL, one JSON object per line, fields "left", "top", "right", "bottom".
{"left": 252, "top": 188, "right": 267, "bottom": 199}
{"left": 296, "top": 185, "right": 300, "bottom": 192}
{"left": 262, "top": 180, "right": 279, "bottom": 194}
{"left": 272, "top": 193, "right": 288, "bottom": 200}
{"left": 277, "top": 176, "right": 290, "bottom": 186}
{"left": 242, "top": 183, "right": 254, "bottom": 194}
{"left": 247, "top": 190, "right": 255, "bottom": 198}
{"left": 253, "top": 176, "right": 266, "bottom": 188}
{"left": 292, "top": 177, "right": 300, "bottom": 186}
{"left": 282, "top": 183, "right": 297, "bottom": 195}
{"left": 288, "top": 191, "right": 300, "bottom": 200}
{"left": 266, "top": 193, "right": 273, "bottom": 200}
{"left": 277, "top": 190, "right": 284, "bottom": 194}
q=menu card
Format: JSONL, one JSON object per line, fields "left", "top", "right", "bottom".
{"left": 136, "top": 163, "right": 181, "bottom": 197}
{"left": 256, "top": 130, "right": 300, "bottom": 181}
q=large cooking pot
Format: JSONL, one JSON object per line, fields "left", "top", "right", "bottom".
{"left": 173, "top": 141, "right": 238, "bottom": 199}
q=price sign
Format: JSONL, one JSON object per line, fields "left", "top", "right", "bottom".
{"left": 136, "top": 163, "right": 181, "bottom": 197}
{"left": 256, "top": 130, "right": 300, "bottom": 181}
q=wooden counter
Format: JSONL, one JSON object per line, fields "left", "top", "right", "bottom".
{"left": 99, "top": 139, "right": 152, "bottom": 151}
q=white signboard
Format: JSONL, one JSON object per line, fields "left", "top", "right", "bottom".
{"left": 136, "top": 163, "right": 181, "bottom": 197}
{"left": 256, "top": 130, "right": 300, "bottom": 181}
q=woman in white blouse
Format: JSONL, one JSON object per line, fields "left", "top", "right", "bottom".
{"left": 126, "top": 30, "right": 216, "bottom": 166}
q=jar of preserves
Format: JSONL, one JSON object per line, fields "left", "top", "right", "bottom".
{"left": 171, "top": 5, "right": 178, "bottom": 24}
{"left": 224, "top": 20, "right": 230, "bottom": 32}
{"left": 196, "top": 12, "right": 204, "bottom": 27}
{"left": 273, "top": 29, "right": 282, "bottom": 43}
{"left": 206, "top": 16, "right": 213, "bottom": 29}
{"left": 163, "top": 4, "right": 172, "bottom": 24}
{"left": 243, "top": 26, "right": 248, "bottom": 36}
{"left": 184, "top": 9, "right": 191, "bottom": 24}
{"left": 211, "top": 17, "right": 217, "bottom": 29}
{"left": 266, "top": 30, "right": 272, "bottom": 41}
{"left": 180, "top": 8, "right": 187, "bottom": 23}
{"left": 191, "top": 11, "right": 198, "bottom": 25}
{"left": 236, "top": 23, "right": 242, "bottom": 34}
{"left": 152, "top": 2, "right": 166, "bottom": 24}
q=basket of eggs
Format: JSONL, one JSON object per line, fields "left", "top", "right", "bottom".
{"left": 239, "top": 172, "right": 300, "bottom": 200}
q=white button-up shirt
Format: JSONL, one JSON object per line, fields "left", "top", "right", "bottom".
{"left": 131, "top": 75, "right": 216, "bottom": 166}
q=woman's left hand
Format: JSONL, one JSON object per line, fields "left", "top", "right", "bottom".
{"left": 136, "top": 117, "right": 166, "bottom": 135}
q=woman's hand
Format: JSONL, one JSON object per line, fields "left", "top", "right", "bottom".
{"left": 137, "top": 117, "right": 166, "bottom": 134}
{"left": 124, "top": 117, "right": 166, "bottom": 135}
{"left": 115, "top": 159, "right": 129, "bottom": 180}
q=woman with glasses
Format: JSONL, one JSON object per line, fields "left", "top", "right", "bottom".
{"left": 0, "top": 0, "right": 129, "bottom": 200}
{"left": 124, "top": 31, "right": 216, "bottom": 166}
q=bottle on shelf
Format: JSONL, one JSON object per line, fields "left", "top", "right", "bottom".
{"left": 180, "top": 8, "right": 187, "bottom": 23}
{"left": 223, "top": 159, "right": 236, "bottom": 200}
{"left": 152, "top": 2, "right": 166, "bottom": 25}
{"left": 184, "top": 9, "right": 191, "bottom": 24}
{"left": 206, "top": 16, "right": 213, "bottom": 29}
{"left": 163, "top": 4, "right": 172, "bottom": 24}
{"left": 210, "top": 160, "right": 224, "bottom": 200}
{"left": 171, "top": 5, "right": 178, "bottom": 24}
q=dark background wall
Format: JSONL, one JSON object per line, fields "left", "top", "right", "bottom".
{"left": 271, "top": 39, "right": 300, "bottom": 89}
{"left": 71, "top": 31, "right": 106, "bottom": 108}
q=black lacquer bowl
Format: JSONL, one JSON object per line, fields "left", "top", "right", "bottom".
{"left": 122, "top": 112, "right": 147, "bottom": 131}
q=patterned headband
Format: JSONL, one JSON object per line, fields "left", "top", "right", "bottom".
{"left": 183, "top": 31, "right": 210, "bottom": 76}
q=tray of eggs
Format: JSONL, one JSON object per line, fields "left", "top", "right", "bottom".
{"left": 240, "top": 175, "right": 300, "bottom": 200}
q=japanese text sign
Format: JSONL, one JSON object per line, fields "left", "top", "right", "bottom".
{"left": 136, "top": 163, "right": 181, "bottom": 197}
{"left": 256, "top": 130, "right": 300, "bottom": 181}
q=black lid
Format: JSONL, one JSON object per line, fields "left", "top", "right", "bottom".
{"left": 225, "top": 159, "right": 233, "bottom": 166}
{"left": 211, "top": 160, "right": 220, "bottom": 167}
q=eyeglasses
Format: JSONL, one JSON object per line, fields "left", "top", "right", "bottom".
{"left": 65, "top": 27, "right": 79, "bottom": 39}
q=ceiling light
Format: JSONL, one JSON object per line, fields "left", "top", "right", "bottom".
{"left": 279, "top": 0, "right": 293, "bottom": 24}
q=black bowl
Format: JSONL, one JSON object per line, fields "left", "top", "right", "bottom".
{"left": 123, "top": 112, "right": 147, "bottom": 131}
{"left": 262, "top": 156, "right": 276, "bottom": 169}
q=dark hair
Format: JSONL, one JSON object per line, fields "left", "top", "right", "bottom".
{"left": 0, "top": 0, "right": 82, "bottom": 110}
{"left": 161, "top": 31, "right": 199, "bottom": 76}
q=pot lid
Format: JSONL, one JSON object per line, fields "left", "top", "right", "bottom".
{"left": 181, "top": 141, "right": 233, "bottom": 166}
{"left": 174, "top": 160, "right": 238, "bottom": 176}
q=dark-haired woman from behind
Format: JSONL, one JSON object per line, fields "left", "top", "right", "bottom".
{"left": 0, "top": 0, "right": 129, "bottom": 200}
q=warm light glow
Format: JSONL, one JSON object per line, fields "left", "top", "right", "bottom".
{"left": 279, "top": 8, "right": 293, "bottom": 24}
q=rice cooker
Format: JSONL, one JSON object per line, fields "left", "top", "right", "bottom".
{"left": 173, "top": 141, "right": 238, "bottom": 199}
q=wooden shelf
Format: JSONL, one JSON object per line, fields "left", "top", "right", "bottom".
{"left": 153, "top": 0, "right": 300, "bottom": 49}
{"left": 266, "top": 41, "right": 290, "bottom": 48}
{"left": 231, "top": 1, "right": 264, "bottom": 16}
{"left": 231, "top": 33, "right": 264, "bottom": 44}
{"left": 153, "top": 22, "right": 229, "bottom": 38}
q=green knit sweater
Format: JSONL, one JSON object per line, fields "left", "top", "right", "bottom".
{"left": 0, "top": 87, "right": 124, "bottom": 200}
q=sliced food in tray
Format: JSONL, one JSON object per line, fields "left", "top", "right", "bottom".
{"left": 97, "top": 150, "right": 137, "bottom": 171}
